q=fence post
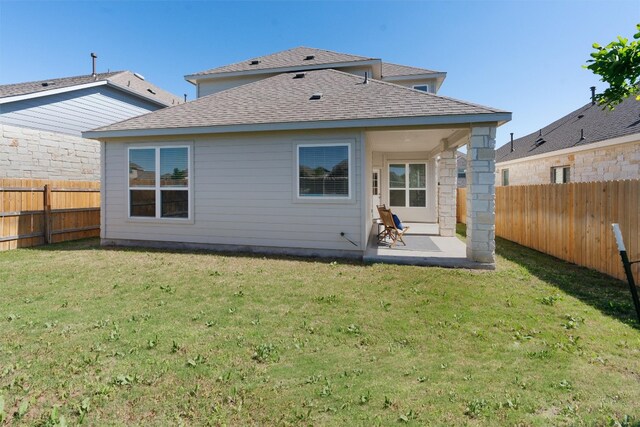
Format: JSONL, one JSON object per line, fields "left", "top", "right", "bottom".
{"left": 43, "top": 184, "right": 52, "bottom": 244}
{"left": 612, "top": 223, "right": 640, "bottom": 324}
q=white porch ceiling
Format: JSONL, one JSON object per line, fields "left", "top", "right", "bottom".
{"left": 365, "top": 128, "right": 469, "bottom": 153}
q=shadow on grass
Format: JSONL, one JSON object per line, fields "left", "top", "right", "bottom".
{"left": 456, "top": 224, "right": 639, "bottom": 329}
{"left": 20, "top": 237, "right": 365, "bottom": 266}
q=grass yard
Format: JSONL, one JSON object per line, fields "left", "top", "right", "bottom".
{"left": 1, "top": 227, "right": 639, "bottom": 426}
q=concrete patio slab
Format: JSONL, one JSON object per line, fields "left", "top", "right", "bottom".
{"left": 363, "top": 223, "right": 495, "bottom": 269}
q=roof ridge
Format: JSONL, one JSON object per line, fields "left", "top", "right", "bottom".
{"left": 0, "top": 71, "right": 125, "bottom": 88}
{"left": 382, "top": 61, "right": 440, "bottom": 74}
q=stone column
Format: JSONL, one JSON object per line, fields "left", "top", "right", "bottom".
{"left": 438, "top": 149, "right": 457, "bottom": 237}
{"left": 466, "top": 126, "right": 497, "bottom": 264}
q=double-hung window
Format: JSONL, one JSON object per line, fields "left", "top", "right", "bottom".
{"left": 297, "top": 143, "right": 350, "bottom": 198}
{"left": 389, "top": 163, "right": 427, "bottom": 207}
{"left": 128, "top": 146, "right": 190, "bottom": 219}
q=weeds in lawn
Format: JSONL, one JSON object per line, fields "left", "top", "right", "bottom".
{"left": 1, "top": 236, "right": 638, "bottom": 424}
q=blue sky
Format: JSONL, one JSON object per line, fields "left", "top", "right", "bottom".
{"left": 1, "top": 0, "right": 637, "bottom": 148}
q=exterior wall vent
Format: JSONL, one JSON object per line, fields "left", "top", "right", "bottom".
{"left": 293, "top": 73, "right": 306, "bottom": 79}
{"left": 309, "top": 92, "right": 322, "bottom": 100}
{"left": 250, "top": 60, "right": 260, "bottom": 65}
{"left": 304, "top": 55, "right": 315, "bottom": 60}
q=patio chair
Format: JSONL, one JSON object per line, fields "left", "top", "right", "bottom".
{"left": 376, "top": 205, "right": 409, "bottom": 248}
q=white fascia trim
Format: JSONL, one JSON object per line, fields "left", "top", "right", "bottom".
{"left": 83, "top": 112, "right": 512, "bottom": 139}
{"left": 0, "top": 81, "right": 107, "bottom": 104}
{"left": 496, "top": 133, "right": 640, "bottom": 167}
{"left": 184, "top": 59, "right": 382, "bottom": 83}
{"left": 382, "top": 72, "right": 447, "bottom": 82}
{"left": 105, "top": 81, "right": 172, "bottom": 107}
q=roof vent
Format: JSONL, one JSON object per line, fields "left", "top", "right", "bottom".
{"left": 147, "top": 88, "right": 156, "bottom": 95}
{"left": 304, "top": 55, "right": 315, "bottom": 60}
{"left": 577, "top": 114, "right": 584, "bottom": 119}
{"left": 133, "top": 72, "right": 145, "bottom": 80}
{"left": 250, "top": 60, "right": 260, "bottom": 65}
{"left": 41, "top": 81, "right": 55, "bottom": 87}
{"left": 510, "top": 133, "right": 514, "bottom": 152}
{"left": 535, "top": 138, "right": 546, "bottom": 146}
{"left": 310, "top": 92, "right": 323, "bottom": 100}
{"left": 363, "top": 72, "right": 369, "bottom": 84}
{"left": 580, "top": 129, "right": 585, "bottom": 141}
{"left": 293, "top": 73, "right": 306, "bottom": 79}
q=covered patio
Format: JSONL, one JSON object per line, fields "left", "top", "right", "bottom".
{"left": 363, "top": 125, "right": 501, "bottom": 268}
{"left": 363, "top": 222, "right": 492, "bottom": 269}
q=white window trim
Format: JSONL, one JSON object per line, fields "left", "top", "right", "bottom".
{"left": 389, "top": 162, "right": 428, "bottom": 208}
{"left": 295, "top": 142, "right": 353, "bottom": 202}
{"left": 412, "top": 84, "right": 429, "bottom": 92}
{"left": 127, "top": 144, "right": 193, "bottom": 222}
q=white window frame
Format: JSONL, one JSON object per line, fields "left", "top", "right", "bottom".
{"left": 502, "top": 169, "right": 510, "bottom": 186}
{"left": 388, "top": 162, "right": 428, "bottom": 208}
{"left": 295, "top": 142, "right": 352, "bottom": 201}
{"left": 551, "top": 166, "right": 570, "bottom": 184}
{"left": 127, "top": 145, "right": 192, "bottom": 221}
{"left": 412, "top": 84, "right": 429, "bottom": 93}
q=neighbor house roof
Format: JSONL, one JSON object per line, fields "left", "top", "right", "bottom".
{"left": 0, "top": 71, "right": 182, "bottom": 107}
{"left": 85, "top": 69, "right": 510, "bottom": 139}
{"left": 381, "top": 62, "right": 442, "bottom": 78}
{"left": 187, "top": 46, "right": 377, "bottom": 78}
{"left": 496, "top": 95, "right": 640, "bottom": 163}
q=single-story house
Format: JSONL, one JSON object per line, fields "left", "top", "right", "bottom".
{"left": 496, "top": 89, "right": 640, "bottom": 185}
{"left": 0, "top": 70, "right": 181, "bottom": 181}
{"left": 85, "top": 47, "right": 511, "bottom": 264}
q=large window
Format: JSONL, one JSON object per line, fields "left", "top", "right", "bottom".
{"left": 298, "top": 144, "right": 350, "bottom": 198}
{"left": 551, "top": 166, "right": 570, "bottom": 184}
{"left": 389, "top": 163, "right": 427, "bottom": 207}
{"left": 129, "top": 146, "right": 190, "bottom": 219}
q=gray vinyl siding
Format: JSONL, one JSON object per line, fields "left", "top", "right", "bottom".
{"left": 0, "top": 86, "right": 162, "bottom": 136}
{"left": 103, "top": 130, "right": 364, "bottom": 253}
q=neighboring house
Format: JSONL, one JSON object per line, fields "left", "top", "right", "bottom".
{"left": 85, "top": 47, "right": 510, "bottom": 264}
{"left": 0, "top": 71, "right": 181, "bottom": 181}
{"left": 456, "top": 151, "right": 467, "bottom": 188}
{"left": 496, "top": 91, "right": 640, "bottom": 186}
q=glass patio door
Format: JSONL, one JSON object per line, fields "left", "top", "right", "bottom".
{"left": 389, "top": 163, "right": 427, "bottom": 208}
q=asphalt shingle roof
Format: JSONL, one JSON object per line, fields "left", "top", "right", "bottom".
{"left": 189, "top": 46, "right": 375, "bottom": 76}
{"left": 381, "top": 62, "right": 442, "bottom": 77}
{"left": 0, "top": 71, "right": 182, "bottom": 107}
{"left": 496, "top": 96, "right": 640, "bottom": 163}
{"left": 91, "top": 69, "right": 506, "bottom": 134}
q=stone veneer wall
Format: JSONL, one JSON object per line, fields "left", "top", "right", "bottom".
{"left": 466, "top": 126, "right": 496, "bottom": 264}
{"left": 496, "top": 140, "right": 639, "bottom": 186}
{"left": 0, "top": 124, "right": 100, "bottom": 181}
{"left": 437, "top": 149, "right": 457, "bottom": 237}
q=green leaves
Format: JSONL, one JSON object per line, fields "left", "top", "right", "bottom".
{"left": 585, "top": 23, "right": 640, "bottom": 108}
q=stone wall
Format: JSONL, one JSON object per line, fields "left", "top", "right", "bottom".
{"left": 466, "top": 126, "right": 496, "bottom": 265}
{"left": 0, "top": 124, "right": 100, "bottom": 181}
{"left": 496, "top": 140, "right": 639, "bottom": 186}
{"left": 437, "top": 150, "right": 457, "bottom": 237}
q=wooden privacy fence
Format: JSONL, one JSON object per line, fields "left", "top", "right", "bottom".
{"left": 457, "top": 180, "right": 640, "bottom": 281}
{"left": 0, "top": 179, "right": 100, "bottom": 251}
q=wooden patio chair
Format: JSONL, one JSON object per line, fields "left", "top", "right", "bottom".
{"left": 376, "top": 205, "right": 409, "bottom": 248}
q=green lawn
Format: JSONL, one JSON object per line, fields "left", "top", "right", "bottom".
{"left": 1, "top": 227, "right": 639, "bottom": 426}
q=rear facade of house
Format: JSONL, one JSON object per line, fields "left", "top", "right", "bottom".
{"left": 87, "top": 47, "right": 510, "bottom": 264}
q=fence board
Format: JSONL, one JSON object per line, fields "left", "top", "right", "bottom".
{"left": 457, "top": 180, "right": 640, "bottom": 281}
{"left": 0, "top": 179, "right": 100, "bottom": 250}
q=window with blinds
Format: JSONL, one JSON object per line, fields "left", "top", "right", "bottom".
{"left": 298, "top": 144, "right": 350, "bottom": 198}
